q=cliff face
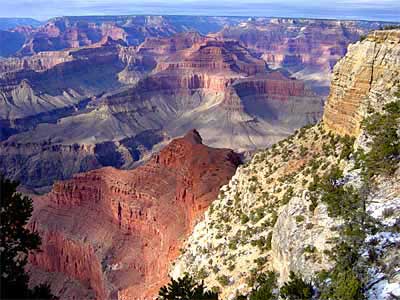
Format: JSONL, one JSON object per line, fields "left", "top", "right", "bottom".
{"left": 1, "top": 19, "right": 391, "bottom": 193}
{"left": 0, "top": 32, "right": 323, "bottom": 191}
{"left": 216, "top": 19, "right": 375, "bottom": 70}
{"left": 27, "top": 130, "right": 241, "bottom": 299}
{"left": 0, "top": 16, "right": 244, "bottom": 57}
{"left": 0, "top": 43, "right": 127, "bottom": 121}
{"left": 172, "top": 30, "right": 400, "bottom": 300}
{"left": 215, "top": 18, "right": 390, "bottom": 95}
{"left": 323, "top": 30, "right": 400, "bottom": 136}
{"left": 155, "top": 39, "right": 267, "bottom": 75}
{"left": 172, "top": 124, "right": 341, "bottom": 299}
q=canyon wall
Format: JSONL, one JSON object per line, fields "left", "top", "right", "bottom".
{"left": 323, "top": 30, "right": 400, "bottom": 136}
{"left": 0, "top": 33, "right": 322, "bottom": 191}
{"left": 27, "top": 130, "right": 241, "bottom": 299}
{"left": 172, "top": 29, "right": 400, "bottom": 300}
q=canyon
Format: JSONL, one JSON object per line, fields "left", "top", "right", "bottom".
{"left": 0, "top": 16, "right": 244, "bottom": 57}
{"left": 173, "top": 29, "right": 400, "bottom": 299}
{"left": 23, "top": 28, "right": 400, "bottom": 300}
{"left": 1, "top": 16, "right": 396, "bottom": 192}
{"left": 0, "top": 29, "right": 324, "bottom": 192}
{"left": 27, "top": 129, "right": 241, "bottom": 299}
{"left": 0, "top": 14, "right": 399, "bottom": 300}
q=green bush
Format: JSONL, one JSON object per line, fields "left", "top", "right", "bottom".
{"left": 360, "top": 100, "right": 400, "bottom": 178}
{"left": 339, "top": 135, "right": 355, "bottom": 160}
{"left": 265, "top": 232, "right": 273, "bottom": 251}
{"left": 217, "top": 275, "right": 230, "bottom": 286}
{"left": 248, "top": 271, "right": 278, "bottom": 300}
{"left": 281, "top": 186, "right": 294, "bottom": 205}
{"left": 158, "top": 275, "right": 218, "bottom": 300}
{"left": 240, "top": 213, "right": 250, "bottom": 224}
{"left": 310, "top": 166, "right": 363, "bottom": 220}
{"left": 280, "top": 272, "right": 313, "bottom": 300}
{"left": 319, "top": 268, "right": 364, "bottom": 300}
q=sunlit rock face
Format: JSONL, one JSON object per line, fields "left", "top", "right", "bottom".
{"left": 323, "top": 30, "right": 400, "bottom": 136}
{"left": 27, "top": 130, "right": 241, "bottom": 300}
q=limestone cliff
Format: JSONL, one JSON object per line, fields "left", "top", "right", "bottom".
{"left": 323, "top": 30, "right": 400, "bottom": 136}
{"left": 171, "top": 30, "right": 400, "bottom": 300}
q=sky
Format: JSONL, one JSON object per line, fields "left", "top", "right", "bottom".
{"left": 0, "top": 0, "right": 399, "bottom": 22}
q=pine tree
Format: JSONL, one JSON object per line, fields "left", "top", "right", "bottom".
{"left": 0, "top": 175, "right": 57, "bottom": 299}
{"left": 158, "top": 275, "right": 218, "bottom": 300}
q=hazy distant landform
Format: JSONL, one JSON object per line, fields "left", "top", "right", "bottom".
{"left": 1, "top": 0, "right": 400, "bottom": 21}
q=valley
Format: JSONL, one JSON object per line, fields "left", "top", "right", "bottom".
{"left": 0, "top": 13, "right": 399, "bottom": 300}
{"left": 0, "top": 16, "right": 392, "bottom": 192}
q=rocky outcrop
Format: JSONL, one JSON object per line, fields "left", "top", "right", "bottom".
{"left": 27, "top": 130, "right": 241, "bottom": 299}
{"left": 171, "top": 124, "right": 341, "bottom": 298}
{"left": 155, "top": 39, "right": 267, "bottom": 76}
{"left": 216, "top": 18, "right": 384, "bottom": 71}
{"left": 172, "top": 30, "right": 400, "bottom": 300}
{"left": 323, "top": 30, "right": 400, "bottom": 136}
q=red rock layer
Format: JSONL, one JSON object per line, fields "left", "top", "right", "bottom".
{"left": 156, "top": 39, "right": 267, "bottom": 76}
{"left": 16, "top": 16, "right": 179, "bottom": 56}
{"left": 234, "top": 71, "right": 314, "bottom": 102}
{"left": 28, "top": 130, "right": 241, "bottom": 299}
{"left": 215, "top": 18, "right": 371, "bottom": 72}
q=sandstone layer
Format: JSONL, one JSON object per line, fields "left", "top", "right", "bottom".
{"left": 27, "top": 130, "right": 241, "bottom": 299}
{"left": 323, "top": 29, "right": 400, "bottom": 136}
{"left": 0, "top": 16, "right": 244, "bottom": 57}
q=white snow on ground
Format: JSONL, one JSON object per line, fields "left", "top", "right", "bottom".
{"left": 363, "top": 232, "right": 400, "bottom": 257}
{"left": 367, "top": 278, "right": 400, "bottom": 300}
{"left": 364, "top": 178, "right": 400, "bottom": 300}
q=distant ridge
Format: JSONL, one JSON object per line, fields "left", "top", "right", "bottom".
{"left": 0, "top": 18, "right": 42, "bottom": 30}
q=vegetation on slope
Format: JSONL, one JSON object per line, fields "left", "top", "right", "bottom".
{"left": 169, "top": 86, "right": 400, "bottom": 299}
{"left": 158, "top": 275, "right": 218, "bottom": 300}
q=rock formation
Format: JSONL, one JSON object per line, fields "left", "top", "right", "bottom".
{"left": 323, "top": 30, "right": 400, "bottom": 136}
{"left": 0, "top": 33, "right": 323, "bottom": 191}
{"left": 172, "top": 29, "right": 400, "bottom": 300}
{"left": 214, "top": 18, "right": 391, "bottom": 94}
{"left": 1, "top": 18, "right": 395, "bottom": 193}
{"left": 0, "top": 16, "right": 244, "bottom": 57}
{"left": 27, "top": 130, "right": 241, "bottom": 299}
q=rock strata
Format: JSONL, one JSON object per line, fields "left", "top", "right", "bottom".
{"left": 323, "top": 30, "right": 400, "bottom": 136}
{"left": 27, "top": 130, "right": 241, "bottom": 299}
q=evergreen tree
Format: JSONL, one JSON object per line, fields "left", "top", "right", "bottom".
{"left": 280, "top": 272, "right": 313, "bottom": 300}
{"left": 0, "top": 175, "right": 56, "bottom": 299}
{"left": 158, "top": 275, "right": 218, "bottom": 300}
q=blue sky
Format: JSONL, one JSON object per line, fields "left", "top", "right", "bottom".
{"left": 0, "top": 0, "right": 399, "bottom": 22}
